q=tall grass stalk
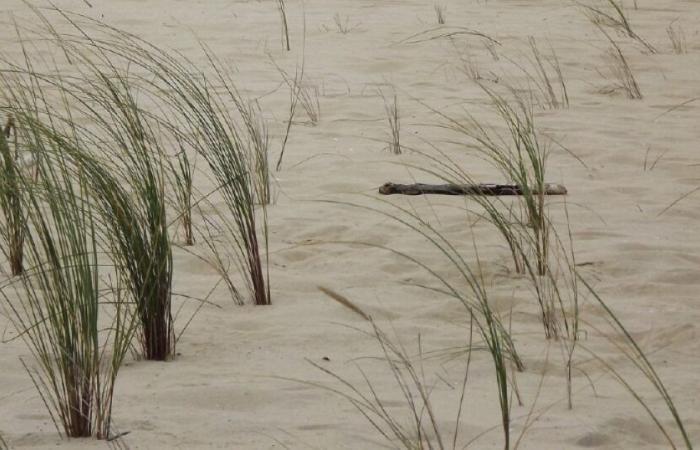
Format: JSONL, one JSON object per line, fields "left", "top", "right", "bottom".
{"left": 272, "top": 52, "right": 317, "bottom": 170}
{"left": 0, "top": 114, "right": 25, "bottom": 276}
{"left": 275, "top": 67, "right": 300, "bottom": 171}
{"left": 578, "top": 276, "right": 693, "bottom": 449}
{"left": 277, "top": 0, "right": 291, "bottom": 51}
{"left": 554, "top": 205, "right": 581, "bottom": 407}
{"left": 241, "top": 100, "right": 272, "bottom": 205}
{"left": 167, "top": 148, "right": 196, "bottom": 246}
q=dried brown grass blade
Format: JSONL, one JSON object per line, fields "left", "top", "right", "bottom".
{"left": 318, "top": 286, "right": 372, "bottom": 322}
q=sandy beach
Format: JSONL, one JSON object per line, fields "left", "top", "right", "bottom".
{"left": 1, "top": 1, "right": 699, "bottom": 449}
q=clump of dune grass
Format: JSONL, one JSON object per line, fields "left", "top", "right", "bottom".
{"left": 412, "top": 85, "right": 589, "bottom": 340}
{"left": 273, "top": 58, "right": 320, "bottom": 128}
{"left": 579, "top": 0, "right": 656, "bottom": 53}
{"left": 448, "top": 39, "right": 501, "bottom": 84}
{"left": 32, "top": 7, "right": 272, "bottom": 306}
{"left": 173, "top": 52, "right": 271, "bottom": 305}
{"left": 298, "top": 81, "right": 321, "bottom": 126}
{"left": 666, "top": 20, "right": 687, "bottom": 54}
{"left": 0, "top": 104, "right": 136, "bottom": 438}
{"left": 498, "top": 38, "right": 568, "bottom": 109}
{"left": 332, "top": 13, "right": 360, "bottom": 34}
{"left": 455, "top": 43, "right": 484, "bottom": 82}
{"left": 524, "top": 37, "right": 569, "bottom": 109}
{"left": 91, "top": 154, "right": 174, "bottom": 361}
{"left": 7, "top": 10, "right": 178, "bottom": 359}
{"left": 434, "top": 3, "right": 446, "bottom": 25}
{"left": 380, "top": 89, "right": 401, "bottom": 155}
{"left": 72, "top": 70, "right": 174, "bottom": 360}
{"left": 0, "top": 114, "right": 25, "bottom": 276}
{"left": 596, "top": 25, "right": 642, "bottom": 99}
{"left": 104, "top": 27, "right": 272, "bottom": 305}
{"left": 483, "top": 91, "right": 551, "bottom": 277}
{"left": 312, "top": 118, "right": 689, "bottom": 448}
{"left": 432, "top": 87, "right": 552, "bottom": 276}
{"left": 416, "top": 78, "right": 690, "bottom": 444}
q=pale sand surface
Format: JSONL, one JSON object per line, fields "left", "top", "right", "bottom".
{"left": 1, "top": 1, "right": 699, "bottom": 449}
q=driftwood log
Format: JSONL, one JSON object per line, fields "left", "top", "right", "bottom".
{"left": 379, "top": 182, "right": 567, "bottom": 196}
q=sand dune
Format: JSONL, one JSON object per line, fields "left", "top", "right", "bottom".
{"left": 1, "top": 0, "right": 699, "bottom": 449}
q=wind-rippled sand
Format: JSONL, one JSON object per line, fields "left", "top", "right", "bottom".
{"left": 1, "top": 1, "right": 699, "bottom": 448}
